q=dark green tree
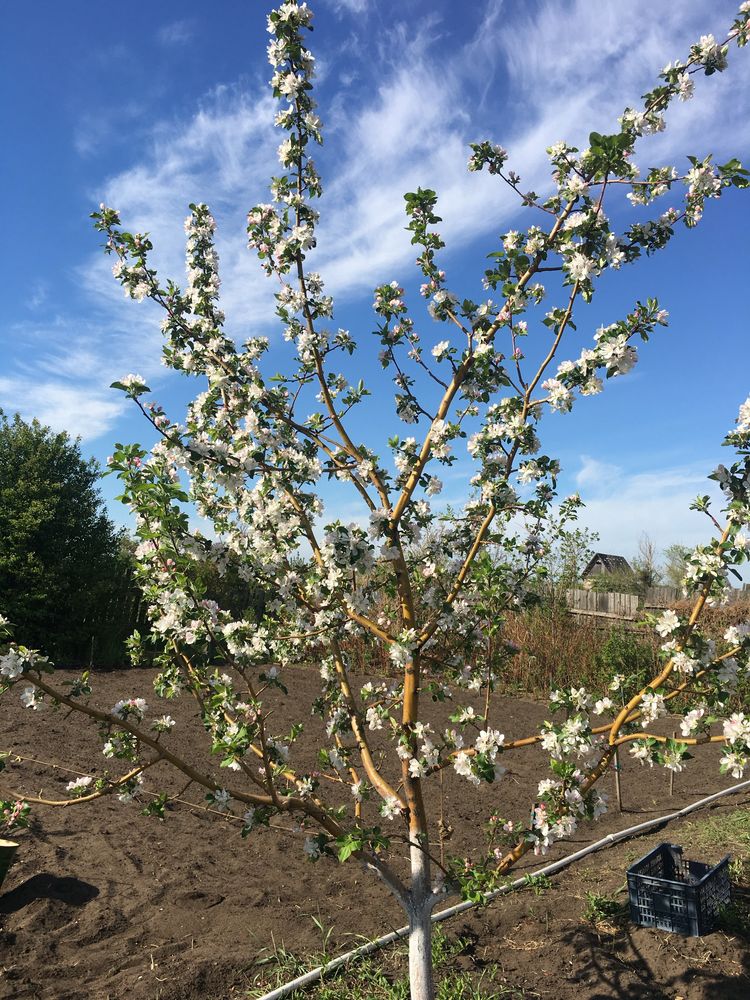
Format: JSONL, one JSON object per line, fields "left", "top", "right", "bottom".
{"left": 0, "top": 411, "right": 123, "bottom": 664}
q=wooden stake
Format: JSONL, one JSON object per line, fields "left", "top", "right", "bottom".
{"left": 669, "top": 730, "right": 676, "bottom": 796}
{"left": 614, "top": 745, "right": 623, "bottom": 812}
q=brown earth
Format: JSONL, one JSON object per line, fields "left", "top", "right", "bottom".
{"left": 0, "top": 666, "right": 747, "bottom": 1000}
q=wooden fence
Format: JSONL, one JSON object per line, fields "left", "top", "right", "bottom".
{"left": 644, "top": 584, "right": 749, "bottom": 607}
{"left": 566, "top": 582, "right": 750, "bottom": 622}
{"left": 642, "top": 585, "right": 680, "bottom": 608}
{"left": 566, "top": 589, "right": 639, "bottom": 620}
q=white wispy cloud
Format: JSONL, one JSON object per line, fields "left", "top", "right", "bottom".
{"left": 313, "top": 0, "right": 750, "bottom": 295}
{"left": 92, "top": 82, "right": 280, "bottom": 324}
{"left": 322, "top": 0, "right": 371, "bottom": 14}
{"left": 0, "top": 374, "right": 126, "bottom": 442}
{"left": 0, "top": 308, "right": 162, "bottom": 441}
{"left": 28, "top": 280, "right": 48, "bottom": 311}
{"left": 572, "top": 454, "right": 725, "bottom": 558}
{"left": 91, "top": 0, "right": 750, "bottom": 317}
{"left": 157, "top": 20, "right": 195, "bottom": 47}
{"left": 9, "top": 0, "right": 749, "bottom": 444}
{"left": 575, "top": 455, "right": 623, "bottom": 494}
{"left": 74, "top": 102, "right": 145, "bottom": 158}
{"left": 6, "top": 85, "right": 283, "bottom": 443}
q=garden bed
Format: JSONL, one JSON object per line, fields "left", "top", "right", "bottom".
{"left": 0, "top": 667, "right": 747, "bottom": 999}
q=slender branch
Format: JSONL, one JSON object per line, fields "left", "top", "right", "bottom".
{"left": 613, "top": 732, "right": 726, "bottom": 747}
{"left": 330, "top": 641, "right": 405, "bottom": 808}
{"left": 390, "top": 199, "right": 579, "bottom": 530}
{"left": 6, "top": 757, "right": 160, "bottom": 808}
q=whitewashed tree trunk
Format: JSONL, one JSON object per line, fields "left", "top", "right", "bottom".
{"left": 407, "top": 842, "right": 435, "bottom": 1000}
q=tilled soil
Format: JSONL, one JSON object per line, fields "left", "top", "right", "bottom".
{"left": 0, "top": 666, "right": 747, "bottom": 999}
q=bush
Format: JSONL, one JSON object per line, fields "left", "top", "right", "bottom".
{"left": 593, "top": 627, "right": 658, "bottom": 692}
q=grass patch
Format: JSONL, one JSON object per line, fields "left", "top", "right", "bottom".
{"left": 582, "top": 890, "right": 628, "bottom": 926}
{"left": 683, "top": 807, "right": 750, "bottom": 941}
{"left": 681, "top": 806, "right": 750, "bottom": 858}
{"left": 716, "top": 893, "right": 750, "bottom": 939}
{"left": 246, "top": 926, "right": 538, "bottom": 999}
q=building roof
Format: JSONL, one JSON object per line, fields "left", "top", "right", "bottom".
{"left": 581, "top": 553, "right": 633, "bottom": 577}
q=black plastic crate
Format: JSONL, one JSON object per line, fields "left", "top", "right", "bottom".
{"left": 627, "top": 842, "right": 731, "bottom": 936}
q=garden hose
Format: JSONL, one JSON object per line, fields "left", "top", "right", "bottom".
{"left": 257, "top": 778, "right": 750, "bottom": 1000}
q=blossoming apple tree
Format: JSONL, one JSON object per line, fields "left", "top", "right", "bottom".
{"left": 3, "top": 3, "right": 750, "bottom": 997}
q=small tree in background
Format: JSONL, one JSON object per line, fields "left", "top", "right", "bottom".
{"left": 664, "top": 542, "right": 693, "bottom": 589}
{"left": 2, "top": 6, "right": 750, "bottom": 999}
{"left": 542, "top": 523, "right": 600, "bottom": 601}
{"left": 632, "top": 532, "right": 662, "bottom": 593}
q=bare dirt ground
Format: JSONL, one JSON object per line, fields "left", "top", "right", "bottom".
{"left": 0, "top": 666, "right": 747, "bottom": 1000}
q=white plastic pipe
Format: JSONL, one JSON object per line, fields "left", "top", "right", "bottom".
{"left": 258, "top": 778, "right": 750, "bottom": 1000}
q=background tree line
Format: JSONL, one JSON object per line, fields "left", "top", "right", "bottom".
{"left": 0, "top": 412, "right": 264, "bottom": 668}
{"left": 0, "top": 409, "right": 723, "bottom": 669}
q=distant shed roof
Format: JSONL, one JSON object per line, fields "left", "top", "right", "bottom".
{"left": 581, "top": 553, "right": 633, "bottom": 577}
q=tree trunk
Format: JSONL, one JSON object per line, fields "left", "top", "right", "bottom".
{"left": 407, "top": 842, "right": 434, "bottom": 1000}
{"left": 408, "top": 907, "right": 434, "bottom": 1000}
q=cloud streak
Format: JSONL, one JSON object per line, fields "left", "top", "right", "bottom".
{"left": 0, "top": 308, "right": 161, "bottom": 441}
{"left": 314, "top": 0, "right": 750, "bottom": 295}
{"left": 572, "top": 454, "right": 726, "bottom": 559}
{"left": 0, "top": 374, "right": 126, "bottom": 442}
{"left": 157, "top": 20, "right": 195, "bottom": 47}
{"left": 7, "top": 0, "right": 749, "bottom": 444}
{"left": 322, "top": 0, "right": 371, "bottom": 14}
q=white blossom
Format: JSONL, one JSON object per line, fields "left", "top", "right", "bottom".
{"left": 118, "top": 773, "right": 144, "bottom": 803}
{"left": 112, "top": 698, "right": 147, "bottom": 722}
{"left": 380, "top": 796, "right": 402, "bottom": 821}
{"left": 722, "top": 750, "right": 747, "bottom": 779}
{"left": 0, "top": 650, "right": 24, "bottom": 680}
{"left": 630, "top": 742, "right": 654, "bottom": 767}
{"left": 640, "top": 691, "right": 667, "bottom": 724}
{"left": 213, "top": 788, "right": 232, "bottom": 812}
{"left": 475, "top": 729, "right": 504, "bottom": 758}
{"left": 680, "top": 707, "right": 705, "bottom": 736}
{"left": 724, "top": 712, "right": 750, "bottom": 747}
{"left": 152, "top": 715, "right": 175, "bottom": 732}
{"left": 655, "top": 610, "right": 680, "bottom": 637}
{"left": 66, "top": 776, "right": 93, "bottom": 795}
{"left": 408, "top": 758, "right": 426, "bottom": 779}
{"left": 566, "top": 252, "right": 595, "bottom": 282}
{"left": 19, "top": 685, "right": 43, "bottom": 710}
{"left": 453, "top": 752, "right": 480, "bottom": 786}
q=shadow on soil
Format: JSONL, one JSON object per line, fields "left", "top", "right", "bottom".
{"left": 0, "top": 873, "right": 99, "bottom": 915}
{"left": 561, "top": 920, "right": 750, "bottom": 999}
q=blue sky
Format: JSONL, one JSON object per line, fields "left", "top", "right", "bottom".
{"left": 2, "top": 0, "right": 749, "bottom": 565}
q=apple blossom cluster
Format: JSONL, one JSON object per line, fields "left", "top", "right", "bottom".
{"left": 0, "top": 797, "right": 30, "bottom": 834}
{"left": 531, "top": 778, "right": 607, "bottom": 856}
{"left": 721, "top": 712, "right": 750, "bottom": 778}
{"left": 19, "top": 685, "right": 44, "bottom": 711}
{"left": 66, "top": 776, "right": 93, "bottom": 797}
{"left": 0, "top": 645, "right": 46, "bottom": 682}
